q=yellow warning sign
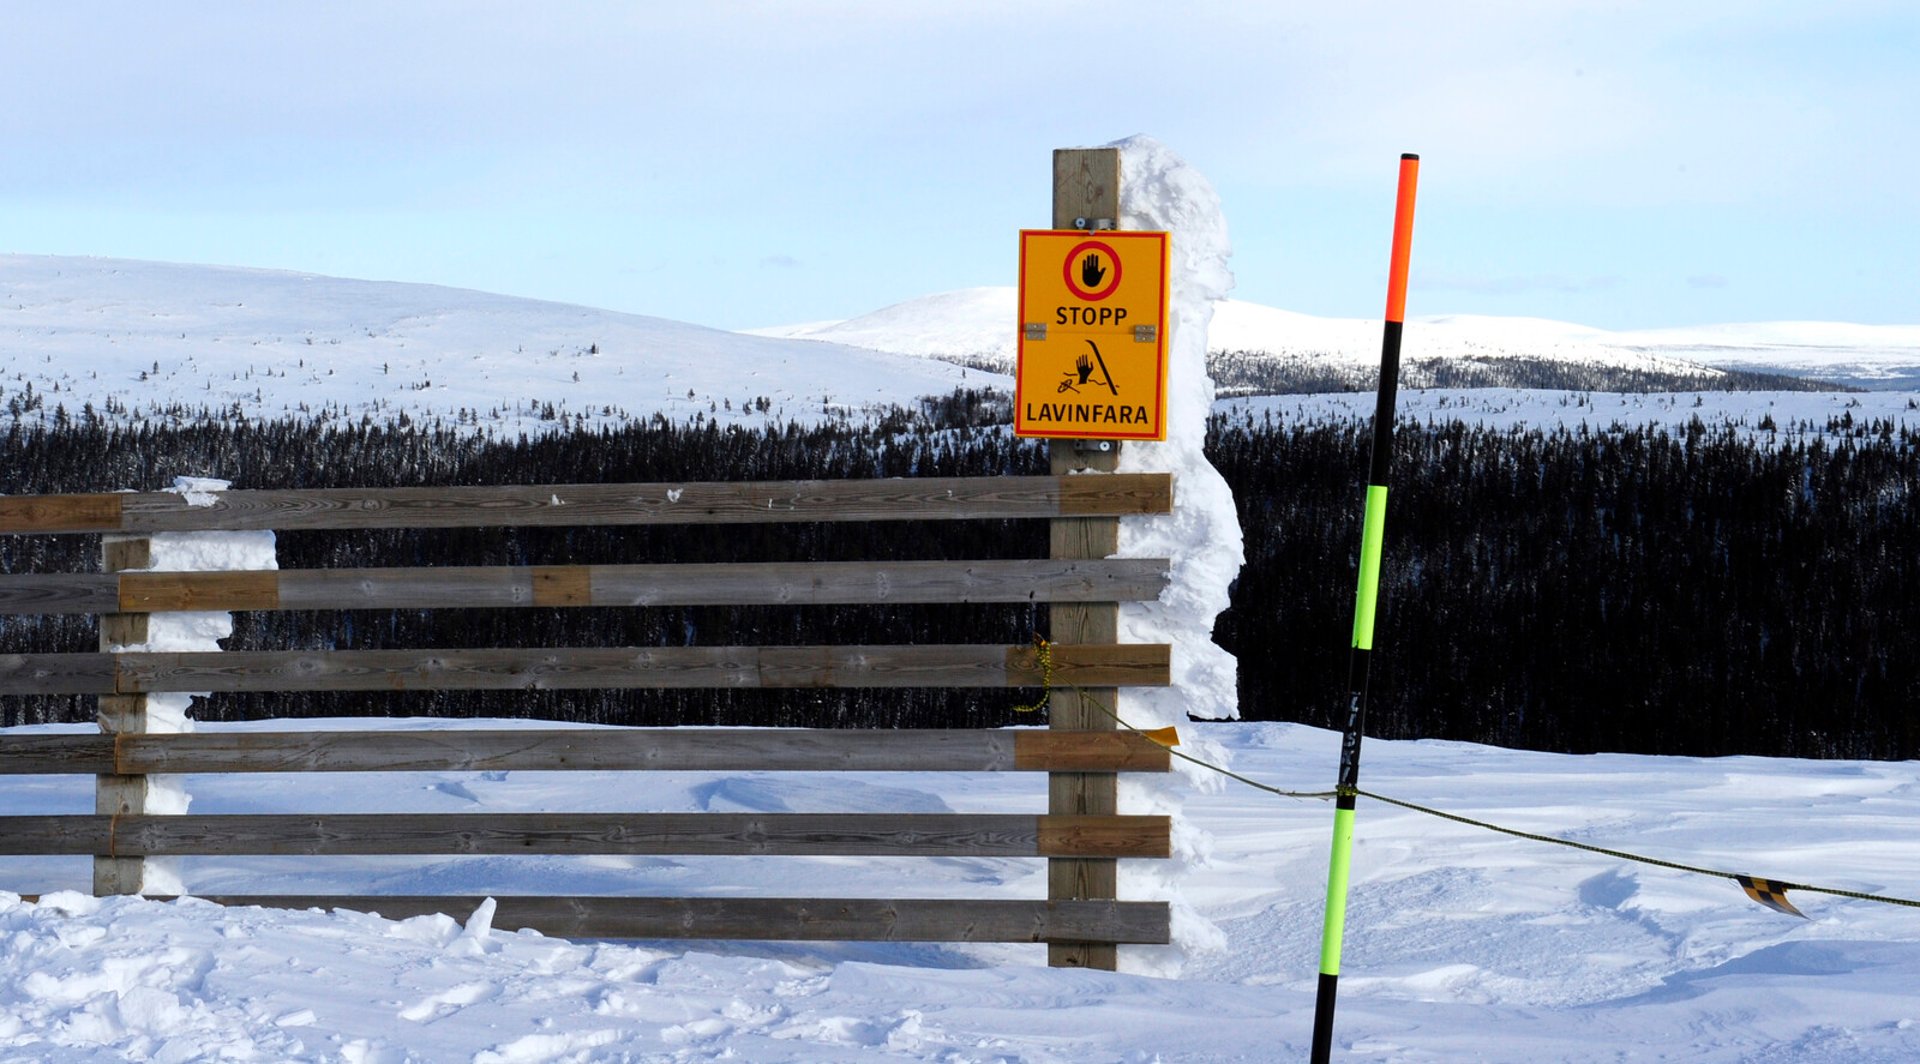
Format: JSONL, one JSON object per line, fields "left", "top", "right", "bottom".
{"left": 1015, "top": 229, "right": 1169, "bottom": 441}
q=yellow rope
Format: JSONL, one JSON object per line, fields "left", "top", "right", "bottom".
{"left": 1008, "top": 637, "right": 1054, "bottom": 714}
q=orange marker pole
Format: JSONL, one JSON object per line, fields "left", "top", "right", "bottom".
{"left": 1310, "top": 152, "right": 1420, "bottom": 1064}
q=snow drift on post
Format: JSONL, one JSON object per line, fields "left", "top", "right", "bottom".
{"left": 1102, "top": 135, "right": 1246, "bottom": 972}
{"left": 110, "top": 478, "right": 277, "bottom": 896}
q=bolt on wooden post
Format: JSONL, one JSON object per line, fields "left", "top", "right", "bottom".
{"left": 1047, "top": 146, "right": 1123, "bottom": 970}
{"left": 95, "top": 533, "right": 151, "bottom": 895}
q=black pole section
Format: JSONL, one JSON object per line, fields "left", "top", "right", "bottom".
{"left": 1310, "top": 152, "right": 1419, "bottom": 1064}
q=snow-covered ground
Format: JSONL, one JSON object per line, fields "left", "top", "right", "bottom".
{"left": 0, "top": 718, "right": 1915, "bottom": 1062}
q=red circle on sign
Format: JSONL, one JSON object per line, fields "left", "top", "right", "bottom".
{"left": 1063, "top": 240, "right": 1123, "bottom": 301}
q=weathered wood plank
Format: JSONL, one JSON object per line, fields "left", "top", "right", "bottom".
{"left": 0, "top": 494, "right": 121, "bottom": 533}
{"left": 0, "top": 476, "right": 1174, "bottom": 534}
{"left": 577, "top": 558, "right": 1170, "bottom": 608}
{"left": 0, "top": 734, "right": 117, "bottom": 774}
{"left": 118, "top": 571, "right": 279, "bottom": 612}
{"left": 281, "top": 567, "right": 535, "bottom": 611}
{"left": 531, "top": 566, "right": 592, "bottom": 607}
{"left": 0, "top": 653, "right": 119, "bottom": 695}
{"left": 0, "top": 729, "right": 1173, "bottom": 775}
{"left": 1060, "top": 473, "right": 1171, "bottom": 516}
{"left": 0, "top": 574, "right": 118, "bottom": 614}
{"left": 169, "top": 896, "right": 1173, "bottom": 944}
{"left": 1014, "top": 730, "right": 1171, "bottom": 773}
{"left": 0, "top": 559, "right": 1170, "bottom": 615}
{"left": 0, "top": 813, "right": 1171, "bottom": 857}
{"left": 21, "top": 643, "right": 1162, "bottom": 695}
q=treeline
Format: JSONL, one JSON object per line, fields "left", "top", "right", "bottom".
{"left": 1, "top": 398, "right": 1916, "bottom": 759}
{"left": 1210, "top": 410, "right": 1920, "bottom": 760}
{"left": 1206, "top": 350, "right": 1847, "bottom": 396}
{"left": 0, "top": 398, "right": 1050, "bottom": 731}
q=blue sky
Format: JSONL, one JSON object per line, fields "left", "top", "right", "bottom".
{"left": 4, "top": 1, "right": 1913, "bottom": 331}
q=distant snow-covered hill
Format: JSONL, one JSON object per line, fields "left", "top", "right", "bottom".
{"left": 0, "top": 254, "right": 1001, "bottom": 431}
{"left": 752, "top": 287, "right": 1920, "bottom": 392}
{"left": 6, "top": 255, "right": 1915, "bottom": 437}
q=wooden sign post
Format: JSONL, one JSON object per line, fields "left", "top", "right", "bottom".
{"left": 1047, "top": 147, "right": 1124, "bottom": 970}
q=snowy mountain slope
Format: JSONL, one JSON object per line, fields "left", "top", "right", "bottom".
{"left": 750, "top": 286, "right": 1920, "bottom": 390}
{"left": 0, "top": 254, "right": 1003, "bottom": 431}
{"left": 1606, "top": 320, "right": 1920, "bottom": 389}
{"left": 6, "top": 256, "right": 1913, "bottom": 440}
{"left": 756, "top": 287, "right": 1017, "bottom": 370}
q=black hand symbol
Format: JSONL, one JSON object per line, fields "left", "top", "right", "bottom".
{"left": 1080, "top": 253, "right": 1106, "bottom": 289}
{"left": 1076, "top": 353, "right": 1094, "bottom": 384}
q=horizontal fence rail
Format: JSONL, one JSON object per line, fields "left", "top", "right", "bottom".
{"left": 0, "top": 812, "right": 1173, "bottom": 858}
{"left": 0, "top": 643, "right": 1170, "bottom": 695}
{"left": 0, "top": 558, "right": 1172, "bottom": 615}
{"left": 0, "top": 472, "right": 1181, "bottom": 959}
{"left": 0, "top": 474, "right": 1174, "bottom": 534}
{"left": 115, "top": 896, "right": 1175, "bottom": 945}
{"left": 0, "top": 728, "right": 1174, "bottom": 775}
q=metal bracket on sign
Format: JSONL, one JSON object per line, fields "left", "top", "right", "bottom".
{"left": 1023, "top": 323, "right": 1047, "bottom": 340}
{"left": 1073, "top": 217, "right": 1115, "bottom": 233}
{"left": 1073, "top": 439, "right": 1116, "bottom": 454}
{"left": 1133, "top": 325, "right": 1157, "bottom": 343}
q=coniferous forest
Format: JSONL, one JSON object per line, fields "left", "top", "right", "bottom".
{"left": 1, "top": 395, "right": 1915, "bottom": 761}
{"left": 1210, "top": 407, "right": 1920, "bottom": 761}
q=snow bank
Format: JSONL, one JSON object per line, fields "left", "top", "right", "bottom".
{"left": 1100, "top": 135, "right": 1247, "bottom": 972}
{"left": 1110, "top": 135, "right": 1243, "bottom": 729}
{"left": 106, "top": 477, "right": 276, "bottom": 895}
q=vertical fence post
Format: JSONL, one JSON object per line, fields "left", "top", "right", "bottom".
{"left": 1047, "top": 145, "right": 1123, "bottom": 971}
{"left": 95, "top": 533, "right": 150, "bottom": 895}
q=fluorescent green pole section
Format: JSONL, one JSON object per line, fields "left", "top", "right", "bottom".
{"left": 1352, "top": 485, "right": 1390, "bottom": 650}
{"left": 1311, "top": 153, "right": 1419, "bottom": 1064}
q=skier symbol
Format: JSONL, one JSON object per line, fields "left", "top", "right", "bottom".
{"left": 1058, "top": 340, "right": 1120, "bottom": 395}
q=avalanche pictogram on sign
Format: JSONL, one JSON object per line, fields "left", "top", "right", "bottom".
{"left": 1015, "top": 229, "right": 1169, "bottom": 441}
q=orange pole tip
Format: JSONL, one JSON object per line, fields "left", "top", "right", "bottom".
{"left": 1384, "top": 154, "right": 1420, "bottom": 323}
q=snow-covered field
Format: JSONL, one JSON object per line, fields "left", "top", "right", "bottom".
{"left": 0, "top": 718, "right": 1915, "bottom": 1062}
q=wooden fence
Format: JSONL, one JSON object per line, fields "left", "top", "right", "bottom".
{"left": 0, "top": 472, "right": 1177, "bottom": 968}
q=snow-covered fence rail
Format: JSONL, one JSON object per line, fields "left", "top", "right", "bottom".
{"left": 0, "top": 474, "right": 1177, "bottom": 968}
